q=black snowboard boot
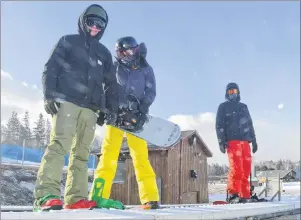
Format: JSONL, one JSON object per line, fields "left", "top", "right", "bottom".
{"left": 239, "top": 197, "right": 258, "bottom": 203}
{"left": 250, "top": 193, "right": 268, "bottom": 202}
{"left": 141, "top": 201, "right": 160, "bottom": 209}
{"left": 227, "top": 194, "right": 241, "bottom": 204}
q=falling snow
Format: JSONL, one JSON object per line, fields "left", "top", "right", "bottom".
{"left": 278, "top": 103, "right": 284, "bottom": 110}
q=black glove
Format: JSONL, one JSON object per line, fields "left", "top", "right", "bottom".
{"left": 135, "top": 113, "right": 148, "bottom": 131}
{"left": 120, "top": 111, "right": 138, "bottom": 123}
{"left": 139, "top": 101, "right": 149, "bottom": 114}
{"left": 44, "top": 99, "right": 60, "bottom": 115}
{"left": 118, "top": 111, "right": 148, "bottom": 132}
{"left": 105, "top": 112, "right": 118, "bottom": 125}
{"left": 252, "top": 140, "right": 258, "bottom": 153}
{"left": 219, "top": 141, "right": 228, "bottom": 154}
{"left": 96, "top": 111, "right": 105, "bottom": 126}
{"left": 128, "top": 101, "right": 139, "bottom": 112}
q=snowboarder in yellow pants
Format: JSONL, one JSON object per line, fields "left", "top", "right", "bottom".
{"left": 90, "top": 125, "right": 159, "bottom": 209}
{"left": 90, "top": 36, "right": 160, "bottom": 209}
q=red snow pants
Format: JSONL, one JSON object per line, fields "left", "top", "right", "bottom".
{"left": 226, "top": 140, "right": 251, "bottom": 199}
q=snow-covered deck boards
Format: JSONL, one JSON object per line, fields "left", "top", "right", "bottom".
{"left": 2, "top": 201, "right": 300, "bottom": 220}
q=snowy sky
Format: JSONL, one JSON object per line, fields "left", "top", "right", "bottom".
{"left": 1, "top": 1, "right": 300, "bottom": 164}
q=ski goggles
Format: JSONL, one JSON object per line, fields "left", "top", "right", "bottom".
{"left": 120, "top": 46, "right": 139, "bottom": 57}
{"left": 86, "top": 17, "right": 106, "bottom": 30}
{"left": 117, "top": 46, "right": 139, "bottom": 62}
{"left": 227, "top": 88, "right": 238, "bottom": 95}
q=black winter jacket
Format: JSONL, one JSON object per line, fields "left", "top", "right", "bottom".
{"left": 42, "top": 4, "right": 115, "bottom": 112}
{"left": 105, "top": 44, "right": 156, "bottom": 113}
{"left": 215, "top": 100, "right": 257, "bottom": 145}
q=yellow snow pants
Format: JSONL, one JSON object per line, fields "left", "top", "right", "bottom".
{"left": 93, "top": 125, "right": 159, "bottom": 204}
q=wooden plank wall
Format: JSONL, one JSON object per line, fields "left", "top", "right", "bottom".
{"left": 179, "top": 137, "right": 209, "bottom": 204}
{"left": 109, "top": 137, "right": 209, "bottom": 205}
{"left": 166, "top": 142, "right": 181, "bottom": 204}
{"left": 111, "top": 150, "right": 168, "bottom": 205}
{"left": 198, "top": 153, "right": 209, "bottom": 203}
{"left": 110, "top": 156, "right": 131, "bottom": 204}
{"left": 110, "top": 183, "right": 126, "bottom": 204}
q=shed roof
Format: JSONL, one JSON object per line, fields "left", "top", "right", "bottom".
{"left": 120, "top": 129, "right": 213, "bottom": 157}
{"left": 91, "top": 130, "right": 213, "bottom": 158}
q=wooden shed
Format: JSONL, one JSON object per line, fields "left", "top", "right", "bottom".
{"left": 95, "top": 130, "right": 213, "bottom": 205}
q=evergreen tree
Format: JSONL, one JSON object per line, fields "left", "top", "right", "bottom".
{"left": 4, "top": 111, "right": 21, "bottom": 145}
{"left": 276, "top": 159, "right": 284, "bottom": 170}
{"left": 45, "top": 118, "right": 52, "bottom": 145}
{"left": 1, "top": 124, "right": 8, "bottom": 143}
{"left": 19, "top": 124, "right": 27, "bottom": 144}
{"left": 22, "top": 111, "right": 31, "bottom": 140}
{"left": 33, "top": 113, "right": 46, "bottom": 147}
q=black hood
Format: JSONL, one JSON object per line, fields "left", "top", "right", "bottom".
{"left": 139, "top": 42, "right": 149, "bottom": 67}
{"left": 225, "top": 82, "right": 241, "bottom": 102}
{"left": 78, "top": 4, "right": 108, "bottom": 40}
{"left": 139, "top": 42, "right": 147, "bottom": 59}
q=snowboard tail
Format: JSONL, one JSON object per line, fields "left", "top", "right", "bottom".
{"left": 212, "top": 200, "right": 229, "bottom": 205}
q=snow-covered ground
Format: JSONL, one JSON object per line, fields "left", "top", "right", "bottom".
{"left": 2, "top": 157, "right": 41, "bottom": 166}
{"left": 2, "top": 200, "right": 300, "bottom": 220}
{"left": 1, "top": 164, "right": 300, "bottom": 219}
{"left": 208, "top": 182, "right": 301, "bottom": 202}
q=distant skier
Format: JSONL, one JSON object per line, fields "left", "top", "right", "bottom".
{"left": 215, "top": 82, "right": 258, "bottom": 203}
{"left": 33, "top": 4, "right": 115, "bottom": 211}
{"left": 89, "top": 37, "right": 160, "bottom": 210}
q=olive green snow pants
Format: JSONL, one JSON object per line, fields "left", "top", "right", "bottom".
{"left": 34, "top": 101, "right": 97, "bottom": 205}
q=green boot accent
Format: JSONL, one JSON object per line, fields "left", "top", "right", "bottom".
{"left": 33, "top": 194, "right": 62, "bottom": 212}
{"left": 90, "top": 178, "right": 125, "bottom": 210}
{"left": 89, "top": 177, "right": 105, "bottom": 201}
{"left": 97, "top": 198, "right": 125, "bottom": 209}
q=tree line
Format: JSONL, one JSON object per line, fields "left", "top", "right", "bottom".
{"left": 1, "top": 111, "right": 299, "bottom": 170}
{"left": 1, "top": 110, "right": 102, "bottom": 151}
{"left": 1, "top": 111, "right": 51, "bottom": 148}
{"left": 254, "top": 159, "right": 298, "bottom": 171}
{"left": 208, "top": 159, "right": 299, "bottom": 176}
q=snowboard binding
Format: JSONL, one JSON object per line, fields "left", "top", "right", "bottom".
{"left": 116, "top": 95, "right": 148, "bottom": 132}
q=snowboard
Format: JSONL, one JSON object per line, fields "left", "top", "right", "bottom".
{"left": 115, "top": 114, "right": 181, "bottom": 148}
{"left": 212, "top": 198, "right": 269, "bottom": 205}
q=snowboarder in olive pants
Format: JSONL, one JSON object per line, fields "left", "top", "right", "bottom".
{"left": 33, "top": 4, "right": 115, "bottom": 211}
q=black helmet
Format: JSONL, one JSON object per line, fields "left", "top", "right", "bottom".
{"left": 226, "top": 82, "right": 239, "bottom": 91}
{"left": 115, "top": 36, "right": 140, "bottom": 68}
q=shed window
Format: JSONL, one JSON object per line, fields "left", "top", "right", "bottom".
{"left": 114, "top": 161, "right": 125, "bottom": 183}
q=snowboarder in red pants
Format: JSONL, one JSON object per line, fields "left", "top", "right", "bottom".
{"left": 215, "top": 82, "right": 258, "bottom": 203}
